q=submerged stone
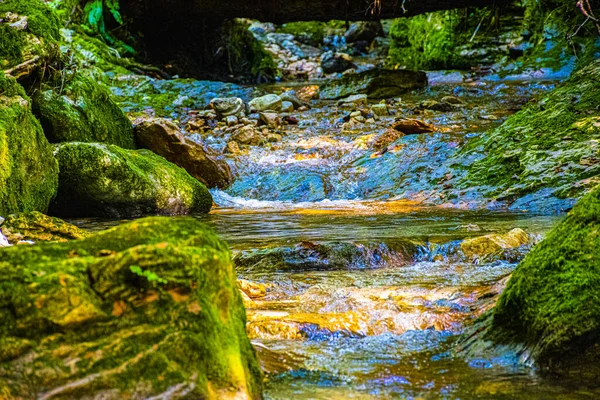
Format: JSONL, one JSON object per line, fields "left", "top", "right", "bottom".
{"left": 248, "top": 94, "right": 282, "bottom": 112}
{"left": 50, "top": 142, "right": 212, "bottom": 218}
{"left": 319, "top": 69, "right": 427, "bottom": 100}
{"left": 460, "top": 228, "right": 529, "bottom": 260}
{"left": 134, "top": 118, "right": 233, "bottom": 189}
{"left": 0, "top": 217, "right": 262, "bottom": 399}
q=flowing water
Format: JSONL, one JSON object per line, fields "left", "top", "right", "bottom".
{"left": 101, "top": 73, "right": 600, "bottom": 398}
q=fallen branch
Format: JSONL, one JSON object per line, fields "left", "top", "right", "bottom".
{"left": 3, "top": 56, "right": 41, "bottom": 79}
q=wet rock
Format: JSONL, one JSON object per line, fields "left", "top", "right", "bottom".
{"left": 248, "top": 94, "right": 282, "bottom": 112}
{"left": 320, "top": 69, "right": 427, "bottom": 100}
{"left": 345, "top": 21, "right": 385, "bottom": 43}
{"left": 232, "top": 125, "right": 264, "bottom": 145}
{"left": 283, "top": 59, "right": 321, "bottom": 80}
{"left": 460, "top": 228, "right": 529, "bottom": 259}
{"left": 0, "top": 74, "right": 58, "bottom": 216}
{"left": 0, "top": 230, "right": 9, "bottom": 247}
{"left": 295, "top": 85, "right": 320, "bottom": 101}
{"left": 391, "top": 118, "right": 436, "bottom": 134}
{"left": 281, "top": 100, "right": 294, "bottom": 112}
{"left": 0, "top": 217, "right": 263, "bottom": 399}
{"left": 462, "top": 185, "right": 600, "bottom": 374}
{"left": 441, "top": 95, "right": 466, "bottom": 106}
{"left": 235, "top": 240, "right": 418, "bottom": 272}
{"left": 225, "top": 140, "right": 243, "bottom": 154}
{"left": 370, "top": 103, "right": 389, "bottom": 116}
{"left": 371, "top": 128, "right": 405, "bottom": 151}
{"left": 238, "top": 279, "right": 267, "bottom": 298}
{"left": 226, "top": 115, "right": 239, "bottom": 126}
{"left": 280, "top": 90, "right": 308, "bottom": 109}
{"left": 210, "top": 97, "right": 245, "bottom": 118}
{"left": 50, "top": 143, "right": 212, "bottom": 218}
{"left": 1, "top": 211, "right": 89, "bottom": 243}
{"left": 321, "top": 51, "right": 356, "bottom": 74}
{"left": 419, "top": 99, "right": 456, "bottom": 112}
{"left": 259, "top": 112, "right": 281, "bottom": 128}
{"left": 134, "top": 118, "right": 233, "bottom": 189}
{"left": 337, "top": 93, "right": 368, "bottom": 106}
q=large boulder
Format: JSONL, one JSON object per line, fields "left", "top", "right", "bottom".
{"left": 33, "top": 72, "right": 136, "bottom": 149}
{"left": 319, "top": 69, "right": 427, "bottom": 99}
{"left": 50, "top": 142, "right": 213, "bottom": 218}
{"left": 464, "top": 184, "right": 600, "bottom": 373}
{"left": 0, "top": 73, "right": 59, "bottom": 216}
{"left": 134, "top": 118, "right": 233, "bottom": 188}
{"left": 0, "top": 217, "right": 263, "bottom": 399}
{"left": 344, "top": 21, "right": 385, "bottom": 43}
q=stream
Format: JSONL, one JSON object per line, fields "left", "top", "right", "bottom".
{"left": 97, "top": 72, "right": 600, "bottom": 398}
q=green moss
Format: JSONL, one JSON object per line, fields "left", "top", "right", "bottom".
{"left": 0, "top": 0, "right": 61, "bottom": 68}
{"left": 485, "top": 184, "right": 600, "bottom": 369}
{"left": 221, "top": 19, "right": 279, "bottom": 82}
{"left": 50, "top": 142, "right": 213, "bottom": 218}
{"left": 0, "top": 217, "right": 263, "bottom": 399}
{"left": 32, "top": 71, "right": 135, "bottom": 148}
{"left": 1, "top": 211, "right": 90, "bottom": 243}
{"left": 455, "top": 59, "right": 600, "bottom": 200}
{"left": 0, "top": 73, "right": 59, "bottom": 216}
{"left": 277, "top": 21, "right": 332, "bottom": 46}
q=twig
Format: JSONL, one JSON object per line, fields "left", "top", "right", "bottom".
{"left": 3, "top": 56, "right": 41, "bottom": 79}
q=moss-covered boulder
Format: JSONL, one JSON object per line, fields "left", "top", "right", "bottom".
{"left": 319, "top": 69, "right": 427, "bottom": 100}
{"left": 0, "top": 211, "right": 89, "bottom": 244}
{"left": 0, "top": 73, "right": 59, "bottom": 216}
{"left": 50, "top": 142, "right": 213, "bottom": 218}
{"left": 456, "top": 59, "right": 600, "bottom": 201}
{"left": 0, "top": 0, "right": 60, "bottom": 71}
{"left": 33, "top": 72, "right": 135, "bottom": 148}
{"left": 0, "top": 217, "right": 263, "bottom": 399}
{"left": 466, "top": 184, "right": 600, "bottom": 372}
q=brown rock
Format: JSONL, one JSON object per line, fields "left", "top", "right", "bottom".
{"left": 134, "top": 118, "right": 233, "bottom": 189}
{"left": 371, "top": 128, "right": 405, "bottom": 151}
{"left": 391, "top": 118, "right": 436, "bottom": 134}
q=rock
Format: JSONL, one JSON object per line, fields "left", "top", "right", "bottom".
{"left": 441, "top": 95, "right": 466, "bottom": 105}
{"left": 248, "top": 94, "right": 282, "bottom": 112}
{"left": 391, "top": 118, "right": 436, "bottom": 134}
{"left": 460, "top": 228, "right": 529, "bottom": 259}
{"left": 345, "top": 21, "right": 385, "bottom": 43}
{"left": 321, "top": 52, "right": 356, "bottom": 74}
{"left": 232, "top": 125, "right": 263, "bottom": 145}
{"left": 281, "top": 100, "right": 294, "bottom": 112}
{"left": 419, "top": 100, "right": 456, "bottom": 112}
{"left": 0, "top": 0, "right": 60, "bottom": 71}
{"left": 280, "top": 90, "right": 308, "bottom": 109}
{"left": 0, "top": 231, "right": 9, "bottom": 247}
{"left": 370, "top": 103, "right": 389, "bottom": 116}
{"left": 0, "top": 217, "right": 262, "bottom": 399}
{"left": 238, "top": 279, "right": 267, "bottom": 298}
{"left": 50, "top": 143, "right": 213, "bottom": 218}
{"left": 371, "top": 128, "right": 405, "bottom": 151}
{"left": 320, "top": 69, "right": 428, "bottom": 100}
{"left": 225, "top": 141, "right": 242, "bottom": 154}
{"left": 283, "top": 60, "right": 321, "bottom": 80}
{"left": 0, "top": 74, "right": 59, "bottom": 216}
{"left": 349, "top": 111, "right": 362, "bottom": 118}
{"left": 295, "top": 85, "right": 320, "bottom": 101}
{"left": 210, "top": 97, "right": 245, "bottom": 118}
{"left": 260, "top": 112, "right": 281, "bottom": 128}
{"left": 1, "top": 211, "right": 89, "bottom": 243}
{"left": 33, "top": 72, "right": 135, "bottom": 149}
{"left": 134, "top": 118, "right": 233, "bottom": 189}
{"left": 226, "top": 115, "right": 239, "bottom": 126}
{"left": 337, "top": 94, "right": 368, "bottom": 106}
{"left": 463, "top": 185, "right": 600, "bottom": 374}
